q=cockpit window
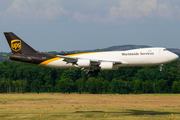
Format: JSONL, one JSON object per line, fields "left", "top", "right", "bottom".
{"left": 163, "top": 49, "right": 167, "bottom": 51}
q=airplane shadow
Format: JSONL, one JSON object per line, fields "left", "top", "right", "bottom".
{"left": 75, "top": 109, "right": 180, "bottom": 116}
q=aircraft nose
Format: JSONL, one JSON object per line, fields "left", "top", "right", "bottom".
{"left": 174, "top": 54, "right": 179, "bottom": 60}
{"left": 168, "top": 52, "right": 179, "bottom": 62}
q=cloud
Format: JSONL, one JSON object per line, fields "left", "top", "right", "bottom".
{"left": 106, "top": 0, "right": 179, "bottom": 21}
{"left": 137, "top": 0, "right": 157, "bottom": 15}
{"left": 73, "top": 12, "right": 92, "bottom": 22}
{"left": 108, "top": 0, "right": 157, "bottom": 20}
{"left": 175, "top": 5, "right": 180, "bottom": 19}
{"left": 157, "top": 1, "right": 173, "bottom": 18}
{"left": 6, "top": 0, "right": 70, "bottom": 20}
{"left": 72, "top": 0, "right": 180, "bottom": 23}
{"left": 1, "top": 0, "right": 180, "bottom": 23}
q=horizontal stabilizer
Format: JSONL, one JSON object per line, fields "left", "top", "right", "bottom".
{"left": 4, "top": 55, "right": 32, "bottom": 62}
{"left": 3, "top": 55, "right": 30, "bottom": 59}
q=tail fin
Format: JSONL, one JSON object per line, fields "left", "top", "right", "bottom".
{"left": 4, "top": 32, "right": 38, "bottom": 55}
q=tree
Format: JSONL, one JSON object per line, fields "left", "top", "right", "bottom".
{"left": 113, "top": 67, "right": 139, "bottom": 81}
{"left": 75, "top": 78, "right": 84, "bottom": 94}
{"left": 103, "top": 80, "right": 110, "bottom": 93}
{"left": 132, "top": 80, "right": 142, "bottom": 94}
{"left": 116, "top": 80, "right": 126, "bottom": 94}
{"left": 0, "top": 78, "right": 7, "bottom": 93}
{"left": 31, "top": 79, "right": 40, "bottom": 94}
{"left": 125, "top": 81, "right": 133, "bottom": 94}
{"left": 142, "top": 80, "right": 153, "bottom": 93}
{"left": 95, "top": 78, "right": 103, "bottom": 94}
{"left": 44, "top": 71, "right": 54, "bottom": 92}
{"left": 109, "top": 79, "right": 118, "bottom": 94}
{"left": 172, "top": 81, "right": 180, "bottom": 93}
{"left": 56, "top": 78, "right": 74, "bottom": 94}
{"left": 56, "top": 78, "right": 68, "bottom": 93}
{"left": 61, "top": 69, "right": 81, "bottom": 82}
{"left": 156, "top": 79, "right": 168, "bottom": 93}
{"left": 0, "top": 58, "right": 179, "bottom": 94}
{"left": 67, "top": 79, "right": 74, "bottom": 94}
{"left": 85, "top": 77, "right": 96, "bottom": 94}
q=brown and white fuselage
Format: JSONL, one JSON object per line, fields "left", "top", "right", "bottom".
{"left": 4, "top": 32, "right": 179, "bottom": 73}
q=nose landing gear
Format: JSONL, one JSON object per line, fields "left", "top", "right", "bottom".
{"left": 160, "top": 64, "right": 163, "bottom": 71}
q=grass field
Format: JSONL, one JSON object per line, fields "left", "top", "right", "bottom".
{"left": 0, "top": 93, "right": 180, "bottom": 120}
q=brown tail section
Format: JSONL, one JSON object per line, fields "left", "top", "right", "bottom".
{"left": 4, "top": 32, "right": 38, "bottom": 55}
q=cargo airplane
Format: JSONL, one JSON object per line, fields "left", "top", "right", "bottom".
{"left": 4, "top": 32, "right": 179, "bottom": 74}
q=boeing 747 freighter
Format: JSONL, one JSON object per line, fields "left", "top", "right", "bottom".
{"left": 4, "top": 32, "right": 179, "bottom": 74}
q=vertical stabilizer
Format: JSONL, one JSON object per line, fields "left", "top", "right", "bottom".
{"left": 4, "top": 32, "right": 38, "bottom": 54}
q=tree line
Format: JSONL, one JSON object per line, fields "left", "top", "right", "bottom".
{"left": 0, "top": 60, "right": 180, "bottom": 94}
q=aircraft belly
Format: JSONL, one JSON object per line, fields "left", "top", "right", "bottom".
{"left": 120, "top": 55, "right": 169, "bottom": 66}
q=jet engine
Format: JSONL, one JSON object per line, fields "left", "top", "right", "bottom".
{"left": 77, "top": 59, "right": 91, "bottom": 67}
{"left": 99, "top": 62, "right": 117, "bottom": 70}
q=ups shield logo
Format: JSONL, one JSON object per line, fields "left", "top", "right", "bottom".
{"left": 11, "top": 40, "right": 21, "bottom": 52}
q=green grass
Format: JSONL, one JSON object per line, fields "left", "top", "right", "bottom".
{"left": 0, "top": 93, "right": 180, "bottom": 120}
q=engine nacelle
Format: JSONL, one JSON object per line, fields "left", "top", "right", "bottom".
{"left": 99, "top": 62, "right": 117, "bottom": 70}
{"left": 77, "top": 59, "right": 91, "bottom": 67}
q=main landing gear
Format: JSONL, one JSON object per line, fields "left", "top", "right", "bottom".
{"left": 82, "top": 68, "right": 100, "bottom": 75}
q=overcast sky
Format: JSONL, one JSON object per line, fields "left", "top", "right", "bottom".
{"left": 0, "top": 0, "right": 180, "bottom": 52}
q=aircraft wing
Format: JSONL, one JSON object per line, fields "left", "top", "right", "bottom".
{"left": 56, "top": 54, "right": 122, "bottom": 66}
{"left": 57, "top": 55, "right": 78, "bottom": 64}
